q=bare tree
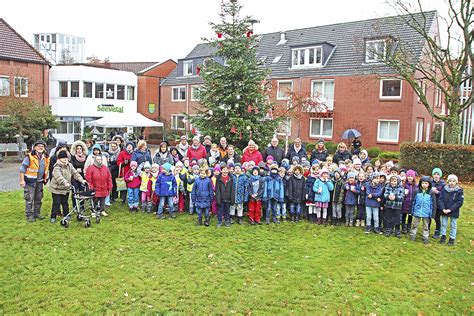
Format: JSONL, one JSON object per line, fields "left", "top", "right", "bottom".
{"left": 380, "top": 0, "right": 473, "bottom": 144}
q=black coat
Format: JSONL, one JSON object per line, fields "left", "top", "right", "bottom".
{"left": 287, "top": 174, "right": 306, "bottom": 203}
{"left": 438, "top": 186, "right": 464, "bottom": 218}
{"left": 286, "top": 144, "right": 307, "bottom": 162}
{"left": 222, "top": 153, "right": 241, "bottom": 164}
{"left": 215, "top": 175, "right": 235, "bottom": 204}
{"left": 333, "top": 150, "right": 351, "bottom": 164}
{"left": 263, "top": 146, "right": 285, "bottom": 164}
{"left": 310, "top": 149, "right": 329, "bottom": 163}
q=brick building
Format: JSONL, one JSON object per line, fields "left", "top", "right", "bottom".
{"left": 161, "top": 11, "right": 441, "bottom": 150}
{"left": 0, "top": 18, "right": 50, "bottom": 113}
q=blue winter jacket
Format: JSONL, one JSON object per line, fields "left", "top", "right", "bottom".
{"left": 232, "top": 173, "right": 248, "bottom": 204}
{"left": 365, "top": 183, "right": 383, "bottom": 208}
{"left": 263, "top": 173, "right": 285, "bottom": 203}
{"left": 412, "top": 189, "right": 437, "bottom": 218}
{"left": 313, "top": 178, "right": 334, "bottom": 203}
{"left": 438, "top": 185, "right": 463, "bottom": 218}
{"left": 155, "top": 172, "right": 177, "bottom": 197}
{"left": 305, "top": 175, "right": 318, "bottom": 203}
{"left": 248, "top": 175, "right": 264, "bottom": 200}
{"left": 131, "top": 149, "right": 152, "bottom": 169}
{"left": 431, "top": 178, "right": 446, "bottom": 210}
{"left": 344, "top": 181, "right": 358, "bottom": 206}
{"left": 191, "top": 177, "right": 213, "bottom": 209}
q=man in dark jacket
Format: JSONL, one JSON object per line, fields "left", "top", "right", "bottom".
{"left": 285, "top": 138, "right": 307, "bottom": 162}
{"left": 215, "top": 165, "right": 235, "bottom": 227}
{"left": 263, "top": 137, "right": 285, "bottom": 164}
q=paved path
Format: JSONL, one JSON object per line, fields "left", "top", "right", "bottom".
{"left": 0, "top": 162, "right": 21, "bottom": 192}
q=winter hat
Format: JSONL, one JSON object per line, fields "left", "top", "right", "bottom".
{"left": 175, "top": 161, "right": 184, "bottom": 168}
{"left": 234, "top": 163, "right": 242, "bottom": 169}
{"left": 33, "top": 140, "right": 46, "bottom": 148}
{"left": 353, "top": 158, "right": 362, "bottom": 165}
{"left": 406, "top": 169, "right": 417, "bottom": 178}
{"left": 318, "top": 138, "right": 325, "bottom": 144}
{"left": 270, "top": 163, "right": 279, "bottom": 170}
{"left": 204, "top": 135, "right": 212, "bottom": 141}
{"left": 125, "top": 141, "right": 135, "bottom": 150}
{"left": 130, "top": 161, "right": 138, "bottom": 168}
{"left": 227, "top": 158, "right": 235, "bottom": 165}
{"left": 432, "top": 167, "right": 443, "bottom": 177}
{"left": 143, "top": 161, "right": 151, "bottom": 170}
{"left": 258, "top": 161, "right": 266, "bottom": 168}
{"left": 302, "top": 161, "right": 311, "bottom": 168}
{"left": 386, "top": 160, "right": 394, "bottom": 168}
{"left": 281, "top": 158, "right": 290, "bottom": 165}
{"left": 190, "top": 160, "right": 198, "bottom": 167}
{"left": 57, "top": 150, "right": 68, "bottom": 159}
{"left": 192, "top": 136, "right": 200, "bottom": 142}
{"left": 180, "top": 135, "right": 187, "bottom": 140}
{"left": 162, "top": 162, "right": 172, "bottom": 172}
{"left": 151, "top": 163, "right": 159, "bottom": 169}
{"left": 311, "top": 159, "right": 319, "bottom": 166}
{"left": 208, "top": 156, "right": 216, "bottom": 166}
{"left": 293, "top": 165, "right": 304, "bottom": 174}
{"left": 227, "top": 162, "right": 235, "bottom": 169}
{"left": 447, "top": 174, "right": 458, "bottom": 183}
{"left": 248, "top": 140, "right": 256, "bottom": 147}
{"left": 213, "top": 165, "right": 221, "bottom": 172}
{"left": 292, "top": 156, "right": 300, "bottom": 163}
{"left": 359, "top": 149, "right": 368, "bottom": 158}
{"left": 192, "top": 164, "right": 200, "bottom": 171}
{"left": 266, "top": 155, "right": 274, "bottom": 162}
{"left": 419, "top": 175, "right": 431, "bottom": 185}
{"left": 320, "top": 167, "right": 329, "bottom": 175}
{"left": 252, "top": 166, "right": 260, "bottom": 173}
{"left": 347, "top": 172, "right": 356, "bottom": 179}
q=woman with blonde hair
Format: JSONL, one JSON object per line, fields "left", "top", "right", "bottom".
{"left": 333, "top": 142, "right": 351, "bottom": 164}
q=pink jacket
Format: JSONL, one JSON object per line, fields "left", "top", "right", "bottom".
{"left": 186, "top": 144, "right": 207, "bottom": 161}
{"left": 124, "top": 170, "right": 141, "bottom": 189}
{"left": 241, "top": 148, "right": 263, "bottom": 165}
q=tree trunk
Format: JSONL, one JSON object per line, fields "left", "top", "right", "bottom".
{"left": 445, "top": 114, "right": 461, "bottom": 144}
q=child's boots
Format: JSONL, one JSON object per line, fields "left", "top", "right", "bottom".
{"left": 204, "top": 216, "right": 210, "bottom": 227}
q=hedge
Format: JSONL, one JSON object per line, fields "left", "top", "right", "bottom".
{"left": 367, "top": 147, "right": 382, "bottom": 158}
{"left": 400, "top": 142, "right": 474, "bottom": 182}
{"left": 378, "top": 151, "right": 400, "bottom": 161}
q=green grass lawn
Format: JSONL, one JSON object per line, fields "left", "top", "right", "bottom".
{"left": 0, "top": 187, "right": 472, "bottom": 314}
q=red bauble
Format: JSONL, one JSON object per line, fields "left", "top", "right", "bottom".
{"left": 247, "top": 105, "right": 252, "bottom": 113}
{"left": 217, "top": 32, "right": 223, "bottom": 39}
{"left": 191, "top": 128, "right": 196, "bottom": 135}
{"left": 246, "top": 30, "right": 253, "bottom": 38}
{"left": 196, "top": 66, "right": 201, "bottom": 75}
{"left": 230, "top": 126, "right": 237, "bottom": 133}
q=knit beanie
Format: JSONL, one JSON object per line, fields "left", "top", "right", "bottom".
{"left": 130, "top": 161, "right": 138, "bottom": 168}
{"left": 447, "top": 174, "right": 458, "bottom": 183}
{"left": 57, "top": 151, "right": 68, "bottom": 159}
{"left": 143, "top": 161, "right": 151, "bottom": 170}
{"left": 432, "top": 167, "right": 443, "bottom": 177}
{"left": 347, "top": 172, "right": 356, "bottom": 179}
{"left": 406, "top": 169, "right": 417, "bottom": 178}
{"left": 162, "top": 162, "right": 172, "bottom": 172}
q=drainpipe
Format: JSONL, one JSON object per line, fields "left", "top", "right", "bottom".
{"left": 186, "top": 83, "right": 190, "bottom": 131}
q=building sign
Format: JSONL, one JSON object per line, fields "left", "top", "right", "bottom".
{"left": 97, "top": 104, "right": 124, "bottom": 113}
{"left": 148, "top": 103, "right": 156, "bottom": 114}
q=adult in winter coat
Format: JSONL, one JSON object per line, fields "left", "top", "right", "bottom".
{"left": 222, "top": 145, "right": 241, "bottom": 164}
{"left": 49, "top": 150, "right": 87, "bottom": 222}
{"left": 131, "top": 140, "right": 152, "bottom": 171}
{"left": 86, "top": 155, "right": 113, "bottom": 216}
{"left": 262, "top": 138, "right": 285, "bottom": 164}
{"left": 285, "top": 138, "right": 307, "bottom": 162}
{"left": 438, "top": 174, "right": 464, "bottom": 246}
{"left": 241, "top": 140, "right": 263, "bottom": 165}
{"left": 310, "top": 139, "right": 329, "bottom": 163}
{"left": 48, "top": 142, "right": 70, "bottom": 181}
{"left": 191, "top": 168, "right": 214, "bottom": 226}
{"left": 287, "top": 165, "right": 306, "bottom": 221}
{"left": 153, "top": 142, "right": 174, "bottom": 165}
{"left": 218, "top": 137, "right": 229, "bottom": 158}
{"left": 84, "top": 144, "right": 108, "bottom": 175}
{"left": 177, "top": 135, "right": 189, "bottom": 158}
{"left": 70, "top": 140, "right": 88, "bottom": 211}
{"left": 187, "top": 136, "right": 208, "bottom": 161}
{"left": 333, "top": 142, "right": 351, "bottom": 165}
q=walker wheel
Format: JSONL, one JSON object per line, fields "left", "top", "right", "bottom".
{"left": 77, "top": 214, "right": 83, "bottom": 221}
{"left": 61, "top": 219, "right": 69, "bottom": 228}
{"left": 96, "top": 216, "right": 100, "bottom": 224}
{"left": 85, "top": 219, "right": 91, "bottom": 228}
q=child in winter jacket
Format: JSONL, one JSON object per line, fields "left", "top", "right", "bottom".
{"left": 344, "top": 172, "right": 358, "bottom": 226}
{"left": 410, "top": 176, "right": 437, "bottom": 244}
{"left": 140, "top": 162, "right": 153, "bottom": 213}
{"left": 288, "top": 165, "right": 306, "bottom": 222}
{"left": 354, "top": 172, "right": 367, "bottom": 227}
{"left": 305, "top": 165, "right": 319, "bottom": 224}
{"left": 156, "top": 163, "right": 177, "bottom": 219}
{"left": 215, "top": 165, "right": 235, "bottom": 227}
{"left": 210, "top": 165, "right": 221, "bottom": 215}
{"left": 185, "top": 164, "right": 199, "bottom": 214}
{"left": 191, "top": 168, "right": 214, "bottom": 226}
{"left": 124, "top": 161, "right": 141, "bottom": 212}
{"left": 430, "top": 167, "right": 446, "bottom": 239}
{"left": 263, "top": 164, "right": 285, "bottom": 224}
{"left": 383, "top": 175, "right": 405, "bottom": 237}
{"left": 401, "top": 169, "right": 417, "bottom": 234}
{"left": 438, "top": 174, "right": 464, "bottom": 246}
{"left": 330, "top": 168, "right": 345, "bottom": 225}
{"left": 313, "top": 167, "right": 334, "bottom": 225}
{"left": 230, "top": 163, "right": 248, "bottom": 225}
{"left": 278, "top": 167, "right": 288, "bottom": 221}
{"left": 364, "top": 172, "right": 383, "bottom": 234}
{"left": 247, "top": 166, "right": 264, "bottom": 225}
{"left": 150, "top": 163, "right": 160, "bottom": 212}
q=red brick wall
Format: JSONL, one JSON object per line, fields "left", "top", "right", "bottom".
{"left": 0, "top": 59, "right": 49, "bottom": 113}
{"left": 142, "top": 60, "right": 176, "bottom": 78}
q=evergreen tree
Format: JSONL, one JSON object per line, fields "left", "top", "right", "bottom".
{"left": 190, "top": 0, "right": 280, "bottom": 149}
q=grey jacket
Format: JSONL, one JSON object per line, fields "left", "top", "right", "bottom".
{"left": 49, "top": 162, "right": 84, "bottom": 195}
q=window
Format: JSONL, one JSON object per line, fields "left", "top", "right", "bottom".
{"left": 311, "top": 80, "right": 335, "bottom": 109}
{"left": 435, "top": 87, "right": 442, "bottom": 107}
{"left": 272, "top": 55, "right": 282, "bottom": 63}
{"left": 365, "top": 39, "right": 386, "bottom": 63}
{"left": 59, "top": 81, "right": 68, "bottom": 97}
{"left": 95, "top": 83, "right": 104, "bottom": 98}
{"left": 14, "top": 77, "right": 28, "bottom": 97}
{"left": 417, "top": 80, "right": 427, "bottom": 103}
{"left": 183, "top": 60, "right": 193, "bottom": 76}
{"left": 415, "top": 118, "right": 424, "bottom": 142}
{"left": 106, "top": 84, "right": 115, "bottom": 99}
{"left": 58, "top": 34, "right": 64, "bottom": 44}
{"left": 83, "top": 82, "right": 92, "bottom": 98}
{"left": 0, "top": 77, "right": 10, "bottom": 96}
{"left": 276, "top": 118, "right": 291, "bottom": 136}
{"left": 117, "top": 85, "right": 125, "bottom": 100}
{"left": 171, "top": 114, "right": 186, "bottom": 130}
{"left": 377, "top": 120, "right": 400, "bottom": 142}
{"left": 380, "top": 79, "right": 402, "bottom": 99}
{"left": 309, "top": 118, "right": 333, "bottom": 138}
{"left": 426, "top": 121, "right": 431, "bottom": 142}
{"left": 277, "top": 81, "right": 293, "bottom": 100}
{"left": 191, "top": 85, "right": 202, "bottom": 101}
{"left": 172, "top": 86, "right": 186, "bottom": 101}
{"left": 291, "top": 46, "right": 322, "bottom": 67}
{"left": 70, "top": 81, "right": 79, "bottom": 98}
{"left": 52, "top": 34, "right": 56, "bottom": 43}
{"left": 127, "top": 86, "right": 135, "bottom": 100}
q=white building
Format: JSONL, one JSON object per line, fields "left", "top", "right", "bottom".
{"left": 34, "top": 33, "right": 85, "bottom": 65}
{"left": 50, "top": 64, "right": 138, "bottom": 143}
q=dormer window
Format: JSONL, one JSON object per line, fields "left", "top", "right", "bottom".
{"left": 183, "top": 60, "right": 193, "bottom": 76}
{"left": 365, "top": 39, "right": 386, "bottom": 63}
{"left": 291, "top": 46, "right": 322, "bottom": 68}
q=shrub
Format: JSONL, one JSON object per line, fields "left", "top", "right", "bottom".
{"left": 400, "top": 142, "right": 474, "bottom": 181}
{"left": 325, "top": 141, "right": 337, "bottom": 154}
{"left": 367, "top": 147, "right": 382, "bottom": 158}
{"left": 378, "top": 151, "right": 400, "bottom": 161}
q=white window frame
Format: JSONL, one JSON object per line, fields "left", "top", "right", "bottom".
{"left": 291, "top": 46, "right": 323, "bottom": 68}
{"left": 377, "top": 119, "right": 400, "bottom": 143}
{"left": 14, "top": 77, "right": 28, "bottom": 97}
{"left": 183, "top": 60, "right": 193, "bottom": 76}
{"left": 276, "top": 118, "right": 292, "bottom": 136}
{"left": 379, "top": 79, "right": 402, "bottom": 100}
{"left": 83, "top": 81, "right": 93, "bottom": 98}
{"left": 415, "top": 118, "right": 424, "bottom": 142}
{"left": 365, "top": 39, "right": 386, "bottom": 63}
{"left": 426, "top": 121, "right": 431, "bottom": 142}
{"left": 309, "top": 118, "right": 333, "bottom": 138}
{"left": 435, "top": 87, "right": 442, "bottom": 108}
{"left": 70, "top": 81, "right": 80, "bottom": 98}
{"left": 127, "top": 85, "right": 135, "bottom": 101}
{"left": 191, "top": 85, "right": 203, "bottom": 101}
{"left": 0, "top": 76, "right": 10, "bottom": 96}
{"left": 171, "top": 114, "right": 186, "bottom": 130}
{"left": 172, "top": 86, "right": 186, "bottom": 102}
{"left": 311, "top": 79, "right": 335, "bottom": 109}
{"left": 276, "top": 80, "right": 293, "bottom": 100}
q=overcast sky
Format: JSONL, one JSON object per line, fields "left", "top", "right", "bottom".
{"left": 2, "top": 0, "right": 450, "bottom": 62}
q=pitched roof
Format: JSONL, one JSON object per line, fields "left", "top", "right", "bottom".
{"left": 0, "top": 18, "right": 49, "bottom": 65}
{"left": 162, "top": 11, "right": 437, "bottom": 86}
{"left": 109, "top": 62, "right": 160, "bottom": 74}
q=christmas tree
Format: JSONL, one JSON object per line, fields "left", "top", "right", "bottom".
{"left": 190, "top": 0, "right": 280, "bottom": 150}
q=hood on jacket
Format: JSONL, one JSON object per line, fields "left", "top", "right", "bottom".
{"left": 70, "top": 140, "right": 88, "bottom": 156}
{"left": 418, "top": 175, "right": 432, "bottom": 191}
{"left": 91, "top": 143, "right": 102, "bottom": 154}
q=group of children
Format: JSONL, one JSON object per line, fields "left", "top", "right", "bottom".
{"left": 123, "top": 151, "right": 464, "bottom": 246}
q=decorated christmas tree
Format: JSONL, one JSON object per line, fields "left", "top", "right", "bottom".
{"left": 189, "top": 0, "right": 280, "bottom": 149}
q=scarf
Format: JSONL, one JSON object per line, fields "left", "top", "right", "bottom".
{"left": 210, "top": 150, "right": 220, "bottom": 159}
{"left": 444, "top": 185, "right": 460, "bottom": 193}
{"left": 74, "top": 151, "right": 86, "bottom": 163}
{"left": 191, "top": 143, "right": 200, "bottom": 150}
{"left": 159, "top": 151, "right": 169, "bottom": 160}
{"left": 93, "top": 157, "right": 103, "bottom": 167}
{"left": 178, "top": 143, "right": 189, "bottom": 155}
{"left": 108, "top": 147, "right": 120, "bottom": 162}
{"left": 294, "top": 173, "right": 303, "bottom": 179}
